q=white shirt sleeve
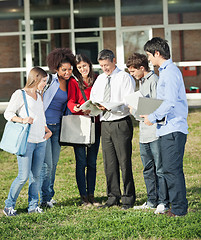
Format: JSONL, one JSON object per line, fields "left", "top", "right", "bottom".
{"left": 90, "top": 68, "right": 136, "bottom": 121}
{"left": 4, "top": 90, "right": 24, "bottom": 121}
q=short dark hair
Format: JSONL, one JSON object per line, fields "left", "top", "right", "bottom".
{"left": 97, "top": 49, "right": 115, "bottom": 62}
{"left": 144, "top": 37, "right": 170, "bottom": 60}
{"left": 126, "top": 53, "right": 150, "bottom": 72}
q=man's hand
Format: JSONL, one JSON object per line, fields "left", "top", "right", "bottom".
{"left": 128, "top": 105, "right": 133, "bottom": 114}
{"left": 140, "top": 115, "right": 153, "bottom": 126}
{"left": 82, "top": 109, "right": 91, "bottom": 115}
{"left": 96, "top": 104, "right": 108, "bottom": 111}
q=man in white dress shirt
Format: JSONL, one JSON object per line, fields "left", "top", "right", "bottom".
{"left": 90, "top": 49, "right": 136, "bottom": 209}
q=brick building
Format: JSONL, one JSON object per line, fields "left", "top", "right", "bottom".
{"left": 0, "top": 0, "right": 201, "bottom": 101}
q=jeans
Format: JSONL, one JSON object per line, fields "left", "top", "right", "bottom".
{"left": 159, "top": 132, "right": 188, "bottom": 216}
{"left": 40, "top": 123, "right": 61, "bottom": 203}
{"left": 140, "top": 139, "right": 167, "bottom": 207}
{"left": 74, "top": 123, "right": 100, "bottom": 197}
{"left": 5, "top": 141, "right": 46, "bottom": 212}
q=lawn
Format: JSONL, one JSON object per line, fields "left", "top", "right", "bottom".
{"left": 0, "top": 108, "right": 201, "bottom": 239}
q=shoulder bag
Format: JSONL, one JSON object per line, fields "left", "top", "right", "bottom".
{"left": 0, "top": 90, "right": 31, "bottom": 156}
{"left": 59, "top": 86, "right": 95, "bottom": 146}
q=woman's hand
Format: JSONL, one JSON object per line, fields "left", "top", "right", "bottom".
{"left": 44, "top": 126, "right": 52, "bottom": 140}
{"left": 73, "top": 104, "right": 81, "bottom": 112}
{"left": 23, "top": 117, "right": 34, "bottom": 124}
{"left": 12, "top": 116, "right": 34, "bottom": 124}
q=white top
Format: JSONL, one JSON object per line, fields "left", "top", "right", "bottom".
{"left": 4, "top": 89, "right": 46, "bottom": 143}
{"left": 90, "top": 66, "right": 136, "bottom": 121}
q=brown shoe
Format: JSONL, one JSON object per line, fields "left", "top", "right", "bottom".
{"left": 88, "top": 194, "right": 101, "bottom": 207}
{"left": 80, "top": 195, "right": 92, "bottom": 207}
{"left": 164, "top": 209, "right": 185, "bottom": 217}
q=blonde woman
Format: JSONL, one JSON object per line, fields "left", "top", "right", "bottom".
{"left": 3, "top": 67, "right": 52, "bottom": 216}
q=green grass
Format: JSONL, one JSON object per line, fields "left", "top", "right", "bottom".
{"left": 0, "top": 108, "right": 201, "bottom": 239}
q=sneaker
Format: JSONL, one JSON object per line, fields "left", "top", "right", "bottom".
{"left": 154, "top": 203, "right": 169, "bottom": 214}
{"left": 46, "top": 201, "right": 54, "bottom": 208}
{"left": 50, "top": 199, "right": 57, "bottom": 205}
{"left": 3, "top": 207, "right": 17, "bottom": 216}
{"left": 40, "top": 201, "right": 54, "bottom": 208}
{"left": 28, "top": 206, "right": 43, "bottom": 214}
{"left": 133, "top": 202, "right": 155, "bottom": 210}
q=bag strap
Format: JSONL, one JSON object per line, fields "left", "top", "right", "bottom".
{"left": 62, "top": 78, "right": 71, "bottom": 115}
{"left": 21, "top": 90, "right": 29, "bottom": 117}
{"left": 80, "top": 88, "right": 87, "bottom": 102}
{"left": 79, "top": 84, "right": 94, "bottom": 122}
{"left": 43, "top": 74, "right": 53, "bottom": 93}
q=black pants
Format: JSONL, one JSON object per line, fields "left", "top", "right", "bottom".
{"left": 101, "top": 116, "right": 136, "bottom": 206}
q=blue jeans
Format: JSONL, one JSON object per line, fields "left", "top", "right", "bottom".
{"left": 5, "top": 141, "right": 46, "bottom": 212}
{"left": 40, "top": 123, "right": 61, "bottom": 203}
{"left": 159, "top": 132, "right": 188, "bottom": 216}
{"left": 74, "top": 123, "right": 100, "bottom": 196}
{"left": 140, "top": 139, "right": 167, "bottom": 207}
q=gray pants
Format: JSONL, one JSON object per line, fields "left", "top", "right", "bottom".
{"left": 101, "top": 116, "right": 136, "bottom": 206}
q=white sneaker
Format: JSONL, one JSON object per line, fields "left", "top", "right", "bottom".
{"left": 3, "top": 207, "right": 17, "bottom": 216}
{"left": 46, "top": 201, "right": 54, "bottom": 208}
{"left": 133, "top": 202, "right": 155, "bottom": 210}
{"left": 29, "top": 206, "right": 43, "bottom": 214}
{"left": 50, "top": 199, "right": 57, "bottom": 205}
{"left": 154, "top": 203, "right": 169, "bottom": 214}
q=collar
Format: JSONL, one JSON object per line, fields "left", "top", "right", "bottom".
{"left": 140, "top": 71, "right": 154, "bottom": 83}
{"left": 103, "top": 66, "right": 120, "bottom": 78}
{"left": 159, "top": 59, "right": 172, "bottom": 71}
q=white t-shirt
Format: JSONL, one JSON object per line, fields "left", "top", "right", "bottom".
{"left": 4, "top": 89, "right": 46, "bottom": 143}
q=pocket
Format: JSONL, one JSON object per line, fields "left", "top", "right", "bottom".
{"left": 164, "top": 132, "right": 175, "bottom": 141}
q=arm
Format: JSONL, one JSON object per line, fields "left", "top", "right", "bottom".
{"left": 148, "top": 68, "right": 181, "bottom": 123}
{"left": 150, "top": 77, "right": 158, "bottom": 99}
{"left": 110, "top": 73, "right": 135, "bottom": 115}
{"left": 44, "top": 126, "right": 52, "bottom": 140}
{"left": 67, "top": 79, "right": 81, "bottom": 113}
{"left": 4, "top": 90, "right": 34, "bottom": 124}
{"left": 122, "top": 73, "right": 136, "bottom": 98}
{"left": 11, "top": 116, "right": 33, "bottom": 124}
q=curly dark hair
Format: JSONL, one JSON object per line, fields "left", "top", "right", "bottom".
{"left": 47, "top": 48, "right": 76, "bottom": 73}
{"left": 73, "top": 54, "right": 95, "bottom": 90}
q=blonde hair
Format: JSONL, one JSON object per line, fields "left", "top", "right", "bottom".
{"left": 25, "top": 67, "right": 47, "bottom": 89}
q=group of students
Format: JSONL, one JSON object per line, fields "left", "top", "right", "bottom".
{"left": 3, "top": 37, "right": 188, "bottom": 218}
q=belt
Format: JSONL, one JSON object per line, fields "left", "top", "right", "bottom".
{"left": 102, "top": 115, "right": 130, "bottom": 123}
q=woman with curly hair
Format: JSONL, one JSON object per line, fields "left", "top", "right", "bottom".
{"left": 67, "top": 54, "right": 101, "bottom": 206}
{"left": 40, "top": 48, "right": 76, "bottom": 208}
